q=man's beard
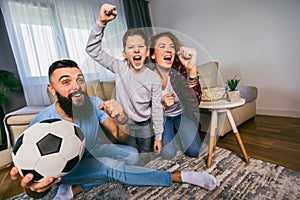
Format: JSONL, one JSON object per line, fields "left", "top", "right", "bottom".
{"left": 56, "top": 90, "right": 94, "bottom": 120}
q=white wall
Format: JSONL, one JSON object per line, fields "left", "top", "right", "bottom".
{"left": 149, "top": 0, "right": 300, "bottom": 118}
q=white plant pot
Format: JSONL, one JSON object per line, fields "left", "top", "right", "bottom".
{"left": 226, "top": 90, "right": 241, "bottom": 102}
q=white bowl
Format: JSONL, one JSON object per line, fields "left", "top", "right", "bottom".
{"left": 201, "top": 87, "right": 226, "bottom": 101}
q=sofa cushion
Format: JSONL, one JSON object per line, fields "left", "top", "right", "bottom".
{"left": 197, "top": 61, "right": 219, "bottom": 89}
{"left": 6, "top": 114, "right": 37, "bottom": 125}
{"left": 86, "top": 80, "right": 98, "bottom": 97}
{"left": 95, "top": 81, "right": 116, "bottom": 101}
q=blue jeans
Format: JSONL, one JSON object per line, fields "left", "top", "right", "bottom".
{"left": 161, "top": 114, "right": 202, "bottom": 160}
{"left": 126, "top": 119, "right": 154, "bottom": 152}
{"left": 61, "top": 143, "right": 171, "bottom": 192}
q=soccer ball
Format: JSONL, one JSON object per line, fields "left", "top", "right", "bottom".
{"left": 12, "top": 118, "right": 86, "bottom": 182}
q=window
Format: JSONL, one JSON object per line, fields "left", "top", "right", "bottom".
{"left": 1, "top": 0, "right": 127, "bottom": 105}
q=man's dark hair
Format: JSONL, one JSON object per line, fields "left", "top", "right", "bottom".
{"left": 122, "top": 28, "right": 148, "bottom": 50}
{"left": 48, "top": 59, "right": 79, "bottom": 81}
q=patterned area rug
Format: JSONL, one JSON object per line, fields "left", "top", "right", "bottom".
{"left": 9, "top": 147, "right": 300, "bottom": 200}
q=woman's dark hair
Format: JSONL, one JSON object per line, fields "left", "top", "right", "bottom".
{"left": 48, "top": 59, "right": 79, "bottom": 81}
{"left": 148, "top": 31, "right": 182, "bottom": 68}
{"left": 122, "top": 28, "right": 148, "bottom": 50}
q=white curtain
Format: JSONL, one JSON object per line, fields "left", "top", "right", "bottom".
{"left": 0, "top": 0, "right": 127, "bottom": 106}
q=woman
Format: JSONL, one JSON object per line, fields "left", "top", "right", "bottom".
{"left": 148, "top": 31, "right": 202, "bottom": 160}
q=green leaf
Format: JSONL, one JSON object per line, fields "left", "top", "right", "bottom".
{"left": 0, "top": 70, "right": 22, "bottom": 106}
{"left": 226, "top": 75, "right": 240, "bottom": 91}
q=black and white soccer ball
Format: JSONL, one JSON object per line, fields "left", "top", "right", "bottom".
{"left": 12, "top": 118, "right": 86, "bottom": 182}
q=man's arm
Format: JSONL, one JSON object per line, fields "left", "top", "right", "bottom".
{"left": 100, "top": 99, "right": 129, "bottom": 142}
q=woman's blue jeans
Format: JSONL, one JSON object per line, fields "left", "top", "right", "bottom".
{"left": 61, "top": 143, "right": 172, "bottom": 192}
{"left": 160, "top": 114, "right": 202, "bottom": 160}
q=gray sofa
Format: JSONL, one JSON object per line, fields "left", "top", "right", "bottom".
{"left": 197, "top": 62, "right": 258, "bottom": 136}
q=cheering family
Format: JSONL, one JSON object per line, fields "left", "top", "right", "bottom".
{"left": 10, "top": 3, "right": 216, "bottom": 199}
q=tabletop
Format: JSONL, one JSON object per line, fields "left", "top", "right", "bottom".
{"left": 199, "top": 98, "right": 245, "bottom": 110}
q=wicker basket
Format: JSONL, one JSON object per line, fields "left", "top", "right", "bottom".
{"left": 201, "top": 87, "right": 226, "bottom": 101}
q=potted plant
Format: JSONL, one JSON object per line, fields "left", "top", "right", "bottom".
{"left": 0, "top": 70, "right": 22, "bottom": 149}
{"left": 226, "top": 75, "right": 241, "bottom": 102}
{"left": 0, "top": 70, "right": 22, "bottom": 106}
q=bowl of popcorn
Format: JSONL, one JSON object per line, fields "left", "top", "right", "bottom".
{"left": 201, "top": 87, "right": 226, "bottom": 101}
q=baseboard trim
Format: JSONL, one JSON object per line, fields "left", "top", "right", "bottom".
{"left": 257, "top": 108, "right": 300, "bottom": 118}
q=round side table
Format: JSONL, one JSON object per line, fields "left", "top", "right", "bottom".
{"left": 200, "top": 98, "right": 250, "bottom": 168}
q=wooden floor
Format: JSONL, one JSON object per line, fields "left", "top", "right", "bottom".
{"left": 216, "top": 115, "right": 300, "bottom": 171}
{"left": 0, "top": 115, "right": 300, "bottom": 200}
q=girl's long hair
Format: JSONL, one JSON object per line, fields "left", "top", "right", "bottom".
{"left": 148, "top": 32, "right": 182, "bottom": 69}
